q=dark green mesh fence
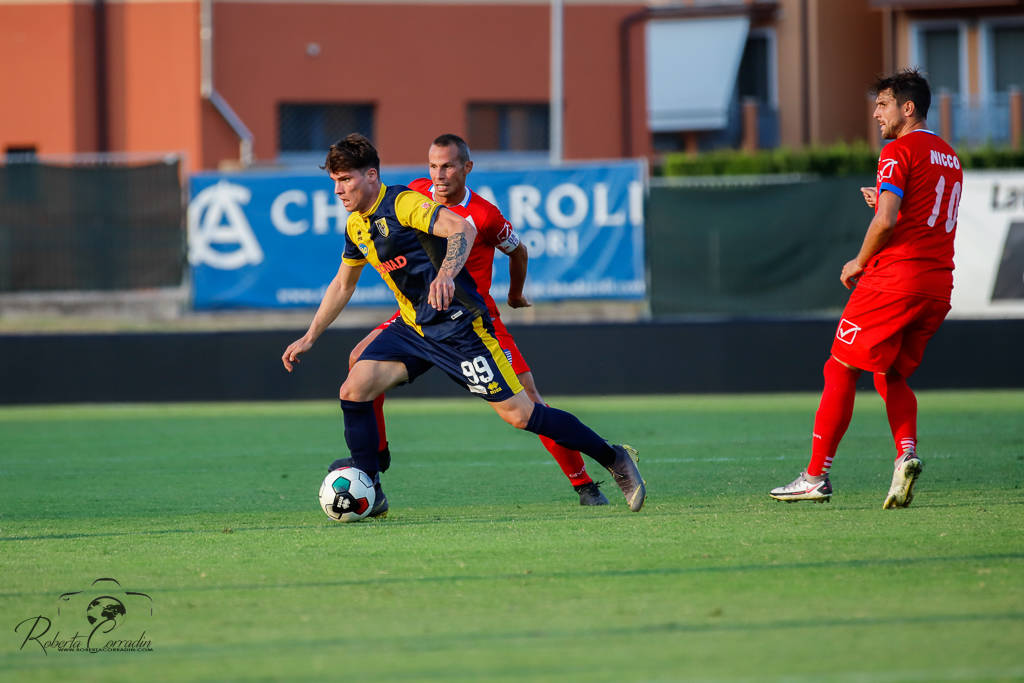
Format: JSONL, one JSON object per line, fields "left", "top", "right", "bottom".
{"left": 648, "top": 176, "right": 875, "bottom": 315}
{"left": 0, "top": 158, "right": 184, "bottom": 292}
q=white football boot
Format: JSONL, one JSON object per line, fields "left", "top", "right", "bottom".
{"left": 770, "top": 471, "right": 832, "bottom": 503}
{"left": 883, "top": 451, "right": 923, "bottom": 509}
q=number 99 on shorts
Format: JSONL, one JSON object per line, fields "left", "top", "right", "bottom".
{"left": 461, "top": 355, "right": 495, "bottom": 387}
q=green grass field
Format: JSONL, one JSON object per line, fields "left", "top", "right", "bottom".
{"left": 1, "top": 391, "right": 1022, "bottom": 682}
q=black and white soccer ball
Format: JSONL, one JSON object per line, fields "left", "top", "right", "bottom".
{"left": 318, "top": 467, "right": 376, "bottom": 522}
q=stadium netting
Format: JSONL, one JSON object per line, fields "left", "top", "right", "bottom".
{"left": 0, "top": 154, "right": 184, "bottom": 292}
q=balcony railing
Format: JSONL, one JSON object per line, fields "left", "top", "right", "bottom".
{"left": 935, "top": 90, "right": 1023, "bottom": 148}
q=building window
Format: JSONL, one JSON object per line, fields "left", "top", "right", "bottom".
{"left": 976, "top": 18, "right": 1024, "bottom": 146}
{"left": 914, "top": 24, "right": 964, "bottom": 96}
{"left": 991, "top": 24, "right": 1024, "bottom": 93}
{"left": 5, "top": 145, "right": 37, "bottom": 161}
{"left": 651, "top": 28, "right": 778, "bottom": 152}
{"left": 737, "top": 33, "right": 772, "bottom": 106}
{"left": 278, "top": 103, "right": 374, "bottom": 153}
{"left": 467, "top": 103, "right": 549, "bottom": 152}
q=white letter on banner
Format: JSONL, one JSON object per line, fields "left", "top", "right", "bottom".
{"left": 313, "top": 189, "right": 347, "bottom": 234}
{"left": 544, "top": 229, "right": 581, "bottom": 257}
{"left": 271, "top": 190, "right": 308, "bottom": 236}
{"left": 509, "top": 185, "right": 544, "bottom": 229}
{"left": 546, "top": 184, "right": 588, "bottom": 229}
{"left": 522, "top": 229, "right": 545, "bottom": 257}
{"left": 546, "top": 230, "right": 567, "bottom": 256}
{"left": 628, "top": 180, "right": 644, "bottom": 226}
{"left": 593, "top": 183, "right": 626, "bottom": 227}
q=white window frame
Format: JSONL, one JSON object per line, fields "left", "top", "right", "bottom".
{"left": 979, "top": 16, "right": 1024, "bottom": 97}
{"left": 909, "top": 19, "right": 969, "bottom": 99}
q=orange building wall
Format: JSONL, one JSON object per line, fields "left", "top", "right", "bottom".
{"left": 1, "top": 1, "right": 200, "bottom": 164}
{"left": 774, "top": 0, "right": 807, "bottom": 148}
{"left": 809, "top": 0, "right": 882, "bottom": 144}
{"left": 209, "top": 2, "right": 639, "bottom": 167}
{"left": 104, "top": 2, "right": 201, "bottom": 164}
{"left": 564, "top": 5, "right": 647, "bottom": 160}
{"left": 1, "top": 0, "right": 903, "bottom": 172}
{"left": 966, "top": 23, "right": 980, "bottom": 98}
{"left": 71, "top": 3, "right": 100, "bottom": 153}
{"left": 0, "top": 3, "right": 80, "bottom": 153}
{"left": 619, "top": 11, "right": 650, "bottom": 158}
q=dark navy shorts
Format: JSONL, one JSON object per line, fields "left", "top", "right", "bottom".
{"left": 357, "top": 315, "right": 524, "bottom": 402}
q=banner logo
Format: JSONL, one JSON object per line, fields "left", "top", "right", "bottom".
{"left": 188, "top": 180, "right": 265, "bottom": 270}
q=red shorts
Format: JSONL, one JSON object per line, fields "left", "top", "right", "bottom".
{"left": 377, "top": 311, "right": 530, "bottom": 375}
{"left": 830, "top": 287, "right": 950, "bottom": 376}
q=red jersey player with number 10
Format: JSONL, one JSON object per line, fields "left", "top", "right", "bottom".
{"left": 771, "top": 69, "right": 962, "bottom": 509}
{"left": 338, "top": 134, "right": 608, "bottom": 506}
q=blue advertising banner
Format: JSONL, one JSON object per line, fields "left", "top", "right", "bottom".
{"left": 187, "top": 161, "right": 645, "bottom": 309}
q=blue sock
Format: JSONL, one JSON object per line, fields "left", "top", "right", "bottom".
{"left": 524, "top": 403, "right": 615, "bottom": 468}
{"left": 340, "top": 399, "right": 381, "bottom": 478}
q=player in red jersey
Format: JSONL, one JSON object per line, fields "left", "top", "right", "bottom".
{"left": 335, "top": 134, "right": 609, "bottom": 506}
{"left": 770, "top": 69, "right": 962, "bottom": 508}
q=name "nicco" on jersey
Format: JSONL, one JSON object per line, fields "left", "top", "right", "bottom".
{"left": 930, "top": 150, "right": 960, "bottom": 169}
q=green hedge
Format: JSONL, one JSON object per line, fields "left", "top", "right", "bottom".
{"left": 660, "top": 141, "right": 1024, "bottom": 177}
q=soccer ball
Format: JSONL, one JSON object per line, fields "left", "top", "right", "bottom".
{"left": 318, "top": 467, "right": 376, "bottom": 522}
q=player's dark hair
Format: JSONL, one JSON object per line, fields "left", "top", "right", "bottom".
{"left": 873, "top": 68, "right": 931, "bottom": 120}
{"left": 322, "top": 133, "right": 380, "bottom": 174}
{"left": 432, "top": 133, "right": 471, "bottom": 164}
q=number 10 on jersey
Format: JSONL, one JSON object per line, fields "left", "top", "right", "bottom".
{"left": 927, "top": 175, "right": 962, "bottom": 233}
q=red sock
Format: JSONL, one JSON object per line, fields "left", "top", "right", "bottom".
{"left": 539, "top": 435, "right": 592, "bottom": 487}
{"left": 874, "top": 372, "right": 917, "bottom": 459}
{"left": 373, "top": 393, "right": 388, "bottom": 451}
{"left": 807, "top": 357, "right": 860, "bottom": 476}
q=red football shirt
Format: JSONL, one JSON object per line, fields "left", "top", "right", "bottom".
{"left": 408, "top": 177, "right": 521, "bottom": 319}
{"left": 858, "top": 129, "right": 962, "bottom": 302}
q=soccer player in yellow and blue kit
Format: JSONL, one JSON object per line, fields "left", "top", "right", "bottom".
{"left": 281, "top": 134, "right": 645, "bottom": 515}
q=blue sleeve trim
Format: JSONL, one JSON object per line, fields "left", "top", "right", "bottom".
{"left": 427, "top": 205, "right": 441, "bottom": 235}
{"left": 879, "top": 182, "right": 904, "bottom": 198}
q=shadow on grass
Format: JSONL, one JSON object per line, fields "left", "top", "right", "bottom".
{"left": 0, "top": 552, "right": 1021, "bottom": 599}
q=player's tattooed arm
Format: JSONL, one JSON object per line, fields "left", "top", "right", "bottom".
{"left": 438, "top": 232, "right": 469, "bottom": 278}
{"left": 429, "top": 209, "right": 477, "bottom": 310}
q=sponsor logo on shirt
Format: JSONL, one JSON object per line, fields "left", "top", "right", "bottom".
{"left": 836, "top": 318, "right": 861, "bottom": 345}
{"left": 878, "top": 159, "right": 899, "bottom": 182}
{"left": 378, "top": 255, "right": 407, "bottom": 273}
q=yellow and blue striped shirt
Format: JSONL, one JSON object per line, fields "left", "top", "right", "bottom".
{"left": 343, "top": 184, "right": 489, "bottom": 339}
